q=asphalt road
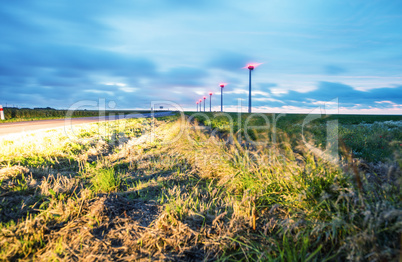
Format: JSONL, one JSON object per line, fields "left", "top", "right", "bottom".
{"left": 0, "top": 111, "right": 175, "bottom": 137}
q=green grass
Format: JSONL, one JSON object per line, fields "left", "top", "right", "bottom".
{"left": 0, "top": 108, "right": 151, "bottom": 123}
{"left": 0, "top": 113, "right": 400, "bottom": 261}
{"left": 190, "top": 112, "right": 402, "bottom": 163}
{"left": 91, "top": 168, "right": 121, "bottom": 193}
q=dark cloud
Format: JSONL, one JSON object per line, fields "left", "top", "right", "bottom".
{"left": 254, "top": 83, "right": 277, "bottom": 94}
{"left": 165, "top": 67, "right": 208, "bottom": 83}
{"left": 272, "top": 82, "right": 402, "bottom": 108}
{"left": 0, "top": 7, "right": 46, "bottom": 38}
{"left": 2, "top": 43, "right": 157, "bottom": 77}
{"left": 258, "top": 83, "right": 277, "bottom": 89}
{"left": 207, "top": 52, "right": 255, "bottom": 71}
{"left": 218, "top": 91, "right": 284, "bottom": 109}
{"left": 0, "top": 2, "right": 112, "bottom": 49}
{"left": 157, "top": 0, "right": 219, "bottom": 10}
{"left": 151, "top": 67, "right": 209, "bottom": 88}
{"left": 0, "top": 1, "right": 217, "bottom": 109}
{"left": 0, "top": 42, "right": 157, "bottom": 92}
{"left": 215, "top": 81, "right": 402, "bottom": 111}
{"left": 324, "top": 65, "right": 347, "bottom": 75}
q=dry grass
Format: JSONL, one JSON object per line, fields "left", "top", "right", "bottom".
{"left": 0, "top": 115, "right": 401, "bottom": 261}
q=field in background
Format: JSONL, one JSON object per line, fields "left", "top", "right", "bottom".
{"left": 0, "top": 108, "right": 151, "bottom": 123}
{"left": 0, "top": 113, "right": 401, "bottom": 261}
{"left": 191, "top": 113, "right": 402, "bottom": 163}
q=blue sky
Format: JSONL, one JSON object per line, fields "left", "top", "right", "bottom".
{"left": 0, "top": 0, "right": 401, "bottom": 114}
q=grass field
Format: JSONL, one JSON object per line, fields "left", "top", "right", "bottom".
{"left": 0, "top": 113, "right": 401, "bottom": 261}
{"left": 0, "top": 108, "right": 150, "bottom": 123}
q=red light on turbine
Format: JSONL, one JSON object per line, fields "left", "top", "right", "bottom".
{"left": 220, "top": 83, "right": 227, "bottom": 88}
{"left": 209, "top": 92, "right": 213, "bottom": 96}
{"left": 196, "top": 102, "right": 198, "bottom": 104}
{"left": 243, "top": 63, "right": 263, "bottom": 69}
{"left": 203, "top": 96, "right": 206, "bottom": 100}
{"left": 199, "top": 99, "right": 202, "bottom": 102}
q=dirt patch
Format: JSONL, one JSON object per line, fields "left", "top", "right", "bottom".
{"left": 33, "top": 194, "right": 164, "bottom": 260}
{"left": 92, "top": 194, "right": 161, "bottom": 228}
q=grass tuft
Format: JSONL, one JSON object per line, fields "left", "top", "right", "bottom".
{"left": 91, "top": 168, "right": 121, "bottom": 193}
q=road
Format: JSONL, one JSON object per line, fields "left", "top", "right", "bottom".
{"left": 0, "top": 111, "right": 175, "bottom": 137}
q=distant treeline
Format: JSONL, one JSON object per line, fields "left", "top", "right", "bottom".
{"left": 1, "top": 108, "right": 143, "bottom": 120}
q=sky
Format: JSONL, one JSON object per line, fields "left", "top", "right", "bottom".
{"left": 0, "top": 0, "right": 402, "bottom": 114}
